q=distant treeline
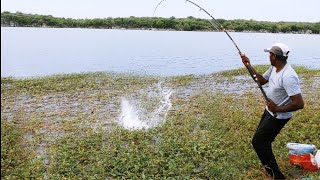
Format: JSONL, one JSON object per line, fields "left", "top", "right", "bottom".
{"left": 1, "top": 12, "right": 320, "bottom": 34}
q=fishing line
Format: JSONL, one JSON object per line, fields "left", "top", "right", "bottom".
{"left": 153, "top": 0, "right": 270, "bottom": 104}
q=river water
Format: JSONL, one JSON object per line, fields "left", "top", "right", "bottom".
{"left": 1, "top": 27, "right": 320, "bottom": 77}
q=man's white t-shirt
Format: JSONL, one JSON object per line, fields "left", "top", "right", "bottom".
{"left": 262, "top": 64, "right": 301, "bottom": 119}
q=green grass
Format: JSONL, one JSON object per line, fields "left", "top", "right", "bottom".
{"left": 1, "top": 118, "right": 44, "bottom": 179}
{"left": 1, "top": 67, "right": 320, "bottom": 179}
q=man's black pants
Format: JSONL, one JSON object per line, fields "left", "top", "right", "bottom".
{"left": 252, "top": 110, "right": 290, "bottom": 179}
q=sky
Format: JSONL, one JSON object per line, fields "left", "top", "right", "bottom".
{"left": 1, "top": 0, "right": 320, "bottom": 22}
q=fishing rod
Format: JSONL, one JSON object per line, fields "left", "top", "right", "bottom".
{"left": 153, "top": 0, "right": 270, "bottom": 104}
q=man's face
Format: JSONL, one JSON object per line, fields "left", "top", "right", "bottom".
{"left": 269, "top": 52, "right": 276, "bottom": 66}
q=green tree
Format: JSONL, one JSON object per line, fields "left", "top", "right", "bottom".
{"left": 1, "top": 12, "right": 319, "bottom": 34}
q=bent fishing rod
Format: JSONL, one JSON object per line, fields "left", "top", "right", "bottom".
{"left": 153, "top": 0, "right": 269, "bottom": 103}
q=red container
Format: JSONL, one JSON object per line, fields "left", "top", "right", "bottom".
{"left": 289, "top": 153, "right": 319, "bottom": 172}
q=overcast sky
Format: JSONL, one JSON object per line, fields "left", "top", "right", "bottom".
{"left": 1, "top": 0, "right": 320, "bottom": 22}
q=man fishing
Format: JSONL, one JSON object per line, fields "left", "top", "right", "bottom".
{"left": 240, "top": 43, "right": 304, "bottom": 179}
{"left": 153, "top": 1, "right": 306, "bottom": 179}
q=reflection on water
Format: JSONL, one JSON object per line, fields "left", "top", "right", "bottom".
{"left": 1, "top": 27, "right": 320, "bottom": 77}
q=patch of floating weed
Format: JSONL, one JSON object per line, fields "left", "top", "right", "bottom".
{"left": 1, "top": 72, "right": 159, "bottom": 96}
{"left": 166, "top": 75, "right": 195, "bottom": 87}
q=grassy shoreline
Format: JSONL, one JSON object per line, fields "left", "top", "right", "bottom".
{"left": 1, "top": 66, "right": 320, "bottom": 179}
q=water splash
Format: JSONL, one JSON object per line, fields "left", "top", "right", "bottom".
{"left": 118, "top": 84, "right": 173, "bottom": 130}
{"left": 118, "top": 98, "right": 149, "bottom": 130}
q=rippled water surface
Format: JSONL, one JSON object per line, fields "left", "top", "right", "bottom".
{"left": 1, "top": 27, "right": 320, "bottom": 77}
